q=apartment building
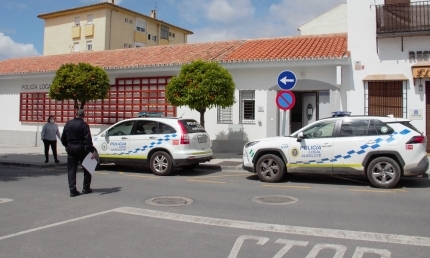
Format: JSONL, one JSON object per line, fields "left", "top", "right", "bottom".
{"left": 37, "top": 1, "right": 193, "bottom": 55}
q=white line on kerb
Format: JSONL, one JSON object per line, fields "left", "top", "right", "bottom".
{"left": 113, "top": 207, "right": 430, "bottom": 247}
{"left": 0, "top": 209, "right": 114, "bottom": 241}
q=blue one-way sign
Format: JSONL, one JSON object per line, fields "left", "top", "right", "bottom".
{"left": 277, "top": 70, "right": 297, "bottom": 90}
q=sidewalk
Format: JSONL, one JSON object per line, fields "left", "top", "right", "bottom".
{"left": 0, "top": 144, "right": 244, "bottom": 171}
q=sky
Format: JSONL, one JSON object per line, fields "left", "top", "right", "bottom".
{"left": 0, "top": 0, "right": 346, "bottom": 60}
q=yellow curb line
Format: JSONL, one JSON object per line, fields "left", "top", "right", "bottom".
{"left": 187, "top": 179, "right": 226, "bottom": 184}
{"left": 119, "top": 172, "right": 158, "bottom": 179}
{"left": 262, "top": 184, "right": 311, "bottom": 189}
{"left": 348, "top": 189, "right": 399, "bottom": 193}
{"left": 197, "top": 174, "right": 249, "bottom": 179}
{"left": 95, "top": 172, "right": 109, "bottom": 175}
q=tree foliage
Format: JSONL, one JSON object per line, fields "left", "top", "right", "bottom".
{"left": 49, "top": 63, "right": 110, "bottom": 110}
{"left": 166, "top": 59, "right": 235, "bottom": 127}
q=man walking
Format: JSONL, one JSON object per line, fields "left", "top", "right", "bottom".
{"left": 61, "top": 109, "right": 96, "bottom": 197}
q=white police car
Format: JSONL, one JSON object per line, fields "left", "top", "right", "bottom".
{"left": 93, "top": 117, "right": 212, "bottom": 175}
{"left": 242, "top": 112, "right": 428, "bottom": 188}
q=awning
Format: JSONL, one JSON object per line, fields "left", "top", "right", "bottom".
{"left": 363, "top": 74, "right": 408, "bottom": 81}
{"left": 412, "top": 61, "right": 430, "bottom": 78}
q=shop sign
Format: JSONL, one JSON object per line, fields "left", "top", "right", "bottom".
{"left": 412, "top": 67, "right": 430, "bottom": 78}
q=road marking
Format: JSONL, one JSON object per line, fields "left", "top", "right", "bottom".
{"left": 114, "top": 206, "right": 430, "bottom": 247}
{"left": 262, "top": 184, "right": 311, "bottom": 189}
{"left": 196, "top": 174, "right": 249, "bottom": 179}
{"left": 0, "top": 198, "right": 13, "bottom": 204}
{"left": 393, "top": 189, "right": 408, "bottom": 193}
{"left": 187, "top": 179, "right": 226, "bottom": 184}
{"left": 119, "top": 172, "right": 158, "bottom": 179}
{"left": 0, "top": 209, "right": 114, "bottom": 241}
{"left": 349, "top": 189, "right": 399, "bottom": 193}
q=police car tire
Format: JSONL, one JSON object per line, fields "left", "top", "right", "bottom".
{"left": 367, "top": 157, "right": 401, "bottom": 189}
{"left": 150, "top": 151, "right": 173, "bottom": 176}
{"left": 256, "top": 154, "right": 285, "bottom": 183}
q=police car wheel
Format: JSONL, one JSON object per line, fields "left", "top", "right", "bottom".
{"left": 256, "top": 154, "right": 285, "bottom": 183}
{"left": 150, "top": 151, "right": 173, "bottom": 176}
{"left": 367, "top": 157, "right": 401, "bottom": 189}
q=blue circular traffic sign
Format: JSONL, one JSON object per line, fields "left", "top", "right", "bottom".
{"left": 276, "top": 90, "right": 296, "bottom": 111}
{"left": 277, "top": 70, "right": 297, "bottom": 90}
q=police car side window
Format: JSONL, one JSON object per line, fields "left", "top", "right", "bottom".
{"left": 132, "top": 120, "right": 157, "bottom": 135}
{"left": 373, "top": 119, "right": 394, "bottom": 135}
{"left": 159, "top": 123, "right": 176, "bottom": 134}
{"left": 341, "top": 120, "right": 378, "bottom": 137}
{"left": 108, "top": 121, "right": 134, "bottom": 136}
{"left": 302, "top": 121, "right": 336, "bottom": 138}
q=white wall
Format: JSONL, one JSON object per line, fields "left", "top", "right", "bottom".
{"left": 347, "top": 0, "right": 428, "bottom": 132}
{"left": 299, "top": 3, "right": 347, "bottom": 35}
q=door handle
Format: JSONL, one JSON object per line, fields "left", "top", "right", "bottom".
{"left": 121, "top": 137, "right": 128, "bottom": 140}
{"left": 149, "top": 137, "right": 157, "bottom": 139}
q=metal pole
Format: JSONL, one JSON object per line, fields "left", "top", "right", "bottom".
{"left": 281, "top": 110, "right": 286, "bottom": 136}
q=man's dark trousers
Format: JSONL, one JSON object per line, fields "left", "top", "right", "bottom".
{"left": 66, "top": 144, "right": 91, "bottom": 192}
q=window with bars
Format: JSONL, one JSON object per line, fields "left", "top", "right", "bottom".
{"left": 217, "top": 106, "right": 233, "bottom": 123}
{"left": 240, "top": 90, "right": 255, "bottom": 123}
{"left": 365, "top": 81, "right": 406, "bottom": 118}
{"left": 19, "top": 77, "right": 176, "bottom": 124}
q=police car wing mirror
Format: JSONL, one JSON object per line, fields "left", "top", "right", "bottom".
{"left": 297, "top": 132, "right": 304, "bottom": 142}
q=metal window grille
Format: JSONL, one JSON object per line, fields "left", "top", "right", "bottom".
{"left": 19, "top": 76, "right": 176, "bottom": 124}
{"left": 240, "top": 90, "right": 255, "bottom": 123}
{"left": 364, "top": 81, "right": 406, "bottom": 118}
{"left": 217, "top": 106, "right": 233, "bottom": 123}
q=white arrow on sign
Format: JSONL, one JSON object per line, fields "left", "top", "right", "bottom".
{"left": 280, "top": 76, "right": 295, "bottom": 85}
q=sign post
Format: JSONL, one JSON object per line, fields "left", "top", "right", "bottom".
{"left": 276, "top": 70, "right": 297, "bottom": 136}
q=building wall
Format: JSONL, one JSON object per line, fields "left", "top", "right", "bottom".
{"left": 108, "top": 10, "right": 137, "bottom": 49}
{"left": 43, "top": 9, "right": 108, "bottom": 55}
{"left": 299, "top": 3, "right": 347, "bottom": 35}
{"left": 347, "top": 0, "right": 428, "bottom": 133}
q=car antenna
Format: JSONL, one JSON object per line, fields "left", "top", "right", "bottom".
{"left": 179, "top": 112, "right": 185, "bottom": 118}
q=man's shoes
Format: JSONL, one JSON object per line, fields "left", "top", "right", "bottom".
{"left": 55, "top": 160, "right": 60, "bottom": 163}
{"left": 44, "top": 160, "right": 48, "bottom": 163}
{"left": 70, "top": 190, "right": 80, "bottom": 197}
{"left": 81, "top": 188, "right": 92, "bottom": 194}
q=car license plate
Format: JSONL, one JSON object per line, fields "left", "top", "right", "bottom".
{"left": 198, "top": 135, "right": 207, "bottom": 143}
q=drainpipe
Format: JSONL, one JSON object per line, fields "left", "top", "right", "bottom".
{"left": 109, "top": 9, "right": 114, "bottom": 49}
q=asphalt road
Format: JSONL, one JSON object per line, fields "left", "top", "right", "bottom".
{"left": 1, "top": 164, "right": 430, "bottom": 258}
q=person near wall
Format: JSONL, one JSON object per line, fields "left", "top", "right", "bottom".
{"left": 61, "top": 109, "right": 96, "bottom": 197}
{"left": 41, "top": 115, "right": 61, "bottom": 163}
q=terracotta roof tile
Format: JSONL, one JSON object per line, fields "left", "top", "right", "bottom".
{"left": 0, "top": 34, "right": 349, "bottom": 76}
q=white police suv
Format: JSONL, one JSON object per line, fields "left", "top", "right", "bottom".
{"left": 93, "top": 117, "right": 212, "bottom": 175}
{"left": 242, "top": 113, "right": 428, "bottom": 188}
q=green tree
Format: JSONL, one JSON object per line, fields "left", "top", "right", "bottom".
{"left": 49, "top": 62, "right": 110, "bottom": 110}
{"left": 166, "top": 59, "right": 235, "bottom": 127}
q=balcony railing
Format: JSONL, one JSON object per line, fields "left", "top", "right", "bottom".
{"left": 376, "top": 1, "right": 430, "bottom": 36}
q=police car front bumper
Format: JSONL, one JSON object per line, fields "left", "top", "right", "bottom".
{"left": 403, "top": 156, "right": 429, "bottom": 176}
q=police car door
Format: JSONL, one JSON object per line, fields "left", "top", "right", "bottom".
{"left": 128, "top": 120, "right": 159, "bottom": 164}
{"left": 98, "top": 120, "right": 133, "bottom": 163}
{"left": 332, "top": 119, "right": 380, "bottom": 175}
{"left": 287, "top": 120, "right": 336, "bottom": 173}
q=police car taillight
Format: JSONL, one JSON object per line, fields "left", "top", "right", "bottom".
{"left": 178, "top": 121, "right": 190, "bottom": 144}
{"left": 406, "top": 136, "right": 426, "bottom": 144}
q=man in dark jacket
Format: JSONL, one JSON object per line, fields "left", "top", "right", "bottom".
{"left": 61, "top": 109, "right": 96, "bottom": 197}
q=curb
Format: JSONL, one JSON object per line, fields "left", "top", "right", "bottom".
{"left": 0, "top": 161, "right": 246, "bottom": 172}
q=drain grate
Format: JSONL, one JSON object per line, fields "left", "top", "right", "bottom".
{"left": 145, "top": 196, "right": 193, "bottom": 207}
{"left": 252, "top": 195, "right": 298, "bottom": 205}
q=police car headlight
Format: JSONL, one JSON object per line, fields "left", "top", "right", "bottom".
{"left": 245, "top": 141, "right": 259, "bottom": 148}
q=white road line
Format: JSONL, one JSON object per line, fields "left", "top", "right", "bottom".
{"left": 0, "top": 210, "right": 114, "bottom": 241}
{"left": 0, "top": 198, "right": 13, "bottom": 204}
{"left": 114, "top": 206, "right": 430, "bottom": 247}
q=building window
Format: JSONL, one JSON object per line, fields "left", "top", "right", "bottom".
{"left": 87, "top": 14, "right": 93, "bottom": 24}
{"left": 74, "top": 17, "right": 80, "bottom": 26}
{"left": 136, "top": 19, "right": 146, "bottom": 32}
{"left": 19, "top": 76, "right": 176, "bottom": 124}
{"left": 161, "top": 25, "right": 169, "bottom": 39}
{"left": 135, "top": 42, "right": 146, "bottom": 48}
{"left": 73, "top": 42, "right": 80, "bottom": 52}
{"left": 86, "top": 41, "right": 92, "bottom": 51}
{"left": 147, "top": 34, "right": 151, "bottom": 40}
{"left": 125, "top": 18, "right": 128, "bottom": 23}
{"left": 217, "top": 106, "right": 233, "bottom": 123}
{"left": 152, "top": 35, "right": 157, "bottom": 41}
{"left": 129, "top": 19, "right": 133, "bottom": 24}
{"left": 365, "top": 81, "right": 406, "bottom": 118}
{"left": 240, "top": 90, "right": 255, "bottom": 123}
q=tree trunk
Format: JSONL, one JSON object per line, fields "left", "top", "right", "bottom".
{"left": 198, "top": 108, "right": 206, "bottom": 128}
{"left": 80, "top": 100, "right": 86, "bottom": 109}
{"left": 73, "top": 99, "right": 79, "bottom": 110}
